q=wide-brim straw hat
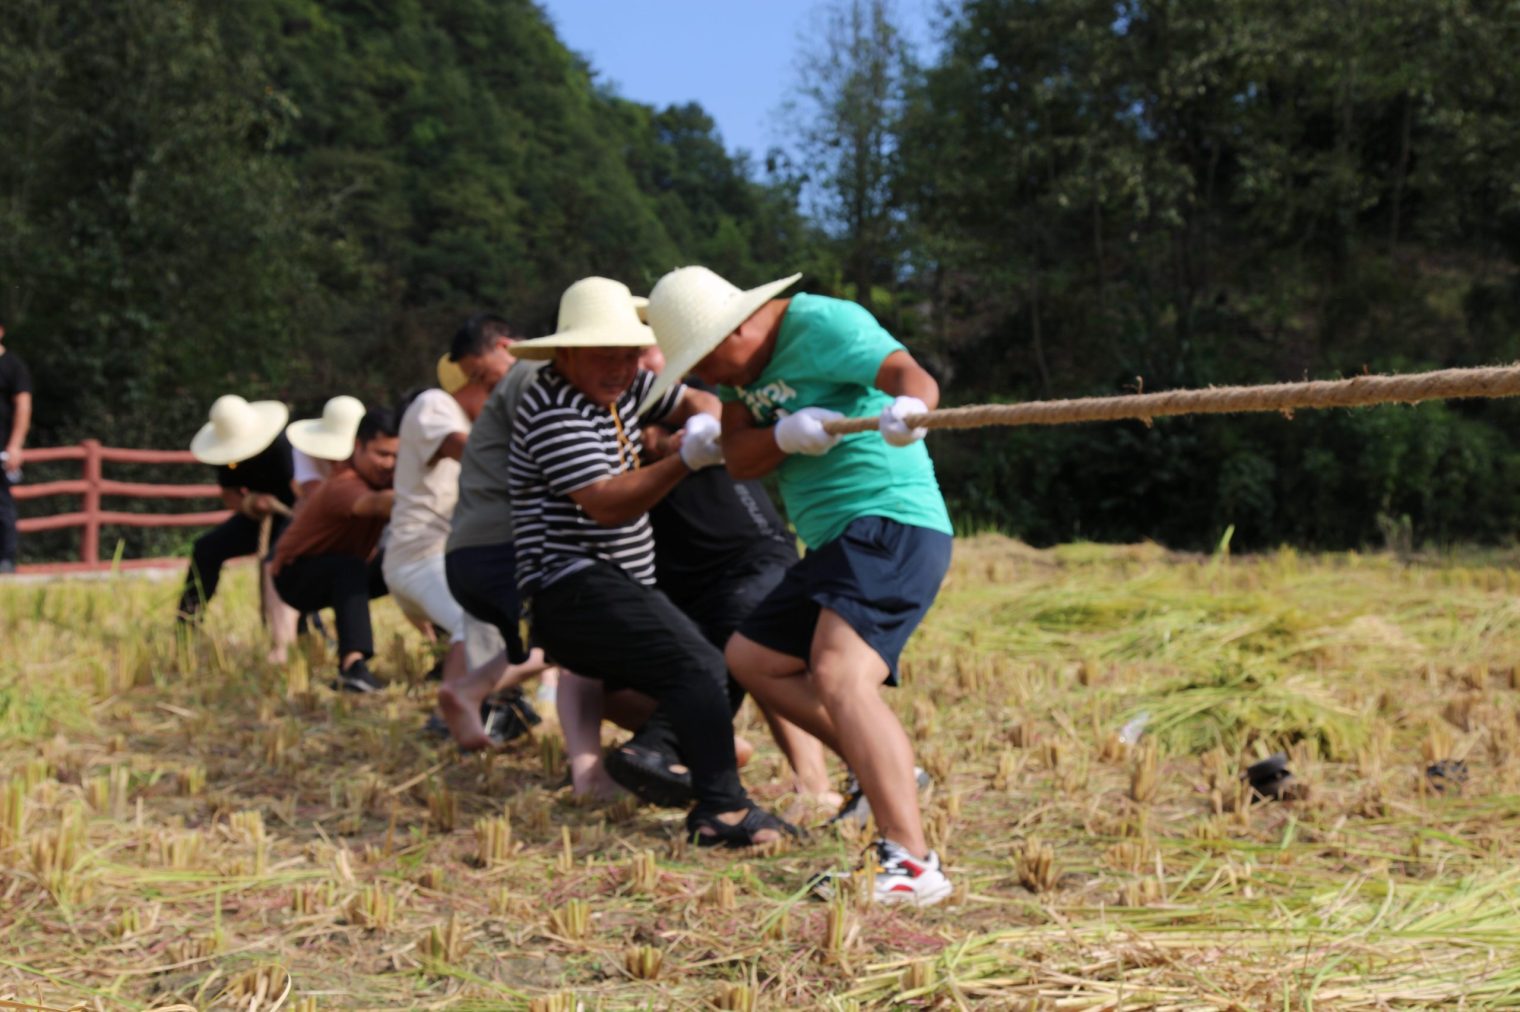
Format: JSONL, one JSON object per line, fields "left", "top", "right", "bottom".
{"left": 285, "top": 395, "right": 366, "bottom": 462}
{"left": 436, "top": 354, "right": 469, "bottom": 394}
{"left": 509, "top": 277, "right": 655, "bottom": 361}
{"left": 640, "top": 266, "right": 801, "bottom": 413}
{"left": 190, "top": 395, "right": 289, "bottom": 466}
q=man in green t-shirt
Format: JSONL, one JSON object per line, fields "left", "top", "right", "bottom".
{"left": 645, "top": 266, "right": 954, "bottom": 907}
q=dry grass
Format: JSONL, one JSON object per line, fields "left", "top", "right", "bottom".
{"left": 4, "top": 537, "right": 1520, "bottom": 1008}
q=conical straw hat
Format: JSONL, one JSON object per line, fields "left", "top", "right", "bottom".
{"left": 509, "top": 277, "right": 655, "bottom": 361}
{"left": 189, "top": 395, "right": 289, "bottom": 465}
{"left": 285, "top": 395, "right": 366, "bottom": 462}
{"left": 640, "top": 266, "right": 801, "bottom": 413}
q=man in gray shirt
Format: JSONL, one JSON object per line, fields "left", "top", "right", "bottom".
{"left": 439, "top": 314, "right": 552, "bottom": 748}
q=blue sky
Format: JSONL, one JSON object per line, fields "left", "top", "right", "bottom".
{"left": 538, "top": 0, "right": 939, "bottom": 160}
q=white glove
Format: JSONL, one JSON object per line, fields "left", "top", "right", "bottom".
{"left": 879, "top": 396, "right": 929, "bottom": 447}
{"left": 678, "top": 413, "right": 725, "bottom": 470}
{"left": 773, "top": 407, "right": 844, "bottom": 456}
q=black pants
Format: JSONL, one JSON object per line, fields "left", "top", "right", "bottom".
{"left": 663, "top": 557, "right": 791, "bottom": 714}
{"left": 445, "top": 542, "right": 526, "bottom": 663}
{"left": 274, "top": 554, "right": 387, "bottom": 660}
{"left": 531, "top": 562, "right": 747, "bottom": 812}
{"left": 0, "top": 469, "right": 16, "bottom": 565}
{"left": 178, "top": 513, "right": 288, "bottom": 617}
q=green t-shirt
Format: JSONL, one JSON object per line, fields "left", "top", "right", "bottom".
{"left": 719, "top": 293, "right": 953, "bottom": 549}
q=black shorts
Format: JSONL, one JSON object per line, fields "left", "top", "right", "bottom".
{"left": 445, "top": 542, "right": 526, "bottom": 663}
{"left": 737, "top": 516, "right": 952, "bottom": 686}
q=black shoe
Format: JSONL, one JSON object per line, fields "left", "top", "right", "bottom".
{"left": 482, "top": 689, "right": 541, "bottom": 745}
{"left": 605, "top": 740, "right": 693, "bottom": 808}
{"left": 333, "top": 659, "right": 384, "bottom": 693}
{"left": 0, "top": 559, "right": 16, "bottom": 575}
{"left": 421, "top": 692, "right": 539, "bottom": 744}
{"left": 827, "top": 767, "right": 933, "bottom": 827}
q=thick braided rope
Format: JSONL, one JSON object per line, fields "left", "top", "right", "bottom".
{"left": 821, "top": 364, "right": 1520, "bottom": 436}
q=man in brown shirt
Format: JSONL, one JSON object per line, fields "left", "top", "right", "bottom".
{"left": 273, "top": 409, "right": 399, "bottom": 692}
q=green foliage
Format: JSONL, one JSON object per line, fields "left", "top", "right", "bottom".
{"left": 901, "top": 0, "right": 1520, "bottom": 548}
{"left": 1, "top": 0, "right": 822, "bottom": 561}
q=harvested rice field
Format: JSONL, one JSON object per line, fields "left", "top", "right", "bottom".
{"left": 4, "top": 536, "right": 1520, "bottom": 1010}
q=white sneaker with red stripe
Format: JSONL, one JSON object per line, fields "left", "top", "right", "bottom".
{"left": 811, "top": 838, "right": 953, "bottom": 907}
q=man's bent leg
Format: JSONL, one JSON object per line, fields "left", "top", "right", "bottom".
{"left": 319, "top": 556, "right": 379, "bottom": 668}
{"left": 178, "top": 515, "right": 259, "bottom": 618}
{"left": 557, "top": 670, "right": 622, "bottom": 799}
{"left": 725, "top": 634, "right": 842, "bottom": 755}
{"left": 810, "top": 609, "right": 927, "bottom": 856}
{"left": 533, "top": 567, "right": 746, "bottom": 812}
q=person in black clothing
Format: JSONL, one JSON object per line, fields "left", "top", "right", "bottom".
{"left": 646, "top": 388, "right": 838, "bottom": 805}
{"left": 178, "top": 395, "right": 296, "bottom": 621}
{"left": 0, "top": 321, "right": 33, "bottom": 574}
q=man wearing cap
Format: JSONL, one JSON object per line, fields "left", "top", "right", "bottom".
{"left": 272, "top": 409, "right": 399, "bottom": 693}
{"left": 645, "top": 267, "right": 953, "bottom": 904}
{"left": 0, "top": 321, "right": 32, "bottom": 574}
{"left": 179, "top": 395, "right": 296, "bottom": 623}
{"left": 508, "top": 276, "right": 796, "bottom": 847}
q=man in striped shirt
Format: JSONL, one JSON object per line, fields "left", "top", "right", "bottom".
{"left": 506, "top": 277, "right": 796, "bottom": 849}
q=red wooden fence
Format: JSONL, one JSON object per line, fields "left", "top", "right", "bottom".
{"left": 13, "top": 440, "right": 232, "bottom": 574}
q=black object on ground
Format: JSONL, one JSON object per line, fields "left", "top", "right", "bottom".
{"left": 1244, "top": 753, "right": 1293, "bottom": 800}
{"left": 1426, "top": 758, "right": 1468, "bottom": 793}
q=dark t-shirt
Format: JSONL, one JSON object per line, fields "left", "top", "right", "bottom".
{"left": 0, "top": 349, "right": 33, "bottom": 447}
{"left": 215, "top": 432, "right": 296, "bottom": 509}
{"left": 650, "top": 463, "right": 798, "bottom": 604}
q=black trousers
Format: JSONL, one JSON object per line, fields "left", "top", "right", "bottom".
{"left": 0, "top": 470, "right": 16, "bottom": 565}
{"left": 178, "top": 513, "right": 289, "bottom": 617}
{"left": 662, "top": 557, "right": 791, "bottom": 713}
{"left": 274, "top": 554, "right": 387, "bottom": 660}
{"left": 531, "top": 562, "right": 747, "bottom": 812}
{"left": 445, "top": 542, "right": 526, "bottom": 663}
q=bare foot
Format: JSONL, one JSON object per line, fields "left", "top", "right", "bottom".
{"left": 437, "top": 682, "right": 491, "bottom": 751}
{"left": 734, "top": 735, "right": 755, "bottom": 768}
{"left": 572, "top": 771, "right": 628, "bottom": 802}
{"left": 782, "top": 789, "right": 845, "bottom": 825}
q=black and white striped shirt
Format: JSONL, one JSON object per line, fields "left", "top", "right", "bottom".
{"left": 509, "top": 366, "right": 683, "bottom": 597}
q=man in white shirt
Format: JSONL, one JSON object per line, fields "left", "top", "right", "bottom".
{"left": 383, "top": 358, "right": 484, "bottom": 702}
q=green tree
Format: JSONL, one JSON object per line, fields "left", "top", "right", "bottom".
{"left": 784, "top": 0, "right": 915, "bottom": 309}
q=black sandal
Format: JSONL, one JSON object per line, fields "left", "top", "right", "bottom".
{"left": 605, "top": 742, "right": 693, "bottom": 808}
{"left": 687, "top": 802, "right": 803, "bottom": 849}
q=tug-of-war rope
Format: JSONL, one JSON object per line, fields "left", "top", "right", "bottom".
{"left": 821, "top": 363, "right": 1520, "bottom": 436}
